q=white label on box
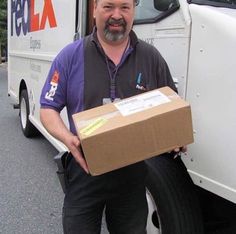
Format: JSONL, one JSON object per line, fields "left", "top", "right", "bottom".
{"left": 114, "top": 90, "right": 171, "bottom": 116}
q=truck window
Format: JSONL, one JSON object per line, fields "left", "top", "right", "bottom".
{"left": 188, "top": 0, "right": 236, "bottom": 9}
{"left": 134, "top": 0, "right": 179, "bottom": 24}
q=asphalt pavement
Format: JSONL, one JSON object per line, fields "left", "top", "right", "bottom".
{"left": 0, "top": 63, "right": 63, "bottom": 233}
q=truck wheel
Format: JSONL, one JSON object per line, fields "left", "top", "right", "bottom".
{"left": 145, "top": 154, "right": 204, "bottom": 234}
{"left": 20, "top": 89, "right": 38, "bottom": 137}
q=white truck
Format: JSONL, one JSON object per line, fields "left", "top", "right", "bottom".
{"left": 8, "top": 0, "right": 236, "bottom": 233}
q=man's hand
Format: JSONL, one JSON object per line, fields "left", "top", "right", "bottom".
{"left": 173, "top": 146, "right": 187, "bottom": 154}
{"left": 40, "top": 108, "right": 89, "bottom": 174}
{"left": 65, "top": 135, "right": 89, "bottom": 174}
{"left": 169, "top": 146, "right": 187, "bottom": 158}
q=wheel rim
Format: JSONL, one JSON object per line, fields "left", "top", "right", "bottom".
{"left": 146, "top": 190, "right": 162, "bottom": 234}
{"left": 20, "top": 97, "right": 27, "bottom": 129}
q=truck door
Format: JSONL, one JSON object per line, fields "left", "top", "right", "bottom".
{"left": 75, "top": 0, "right": 94, "bottom": 39}
{"left": 133, "top": 0, "right": 191, "bottom": 98}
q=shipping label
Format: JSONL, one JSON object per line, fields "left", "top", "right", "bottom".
{"left": 114, "top": 90, "right": 170, "bottom": 116}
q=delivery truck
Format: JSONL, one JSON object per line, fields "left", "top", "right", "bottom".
{"left": 8, "top": 0, "right": 236, "bottom": 233}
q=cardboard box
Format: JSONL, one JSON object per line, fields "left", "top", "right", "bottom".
{"left": 72, "top": 87, "right": 193, "bottom": 175}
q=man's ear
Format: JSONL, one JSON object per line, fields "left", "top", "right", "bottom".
{"left": 93, "top": 0, "right": 97, "bottom": 19}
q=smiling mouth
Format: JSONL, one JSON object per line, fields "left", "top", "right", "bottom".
{"left": 108, "top": 23, "right": 124, "bottom": 30}
{"left": 109, "top": 23, "right": 122, "bottom": 26}
{"left": 107, "top": 18, "right": 126, "bottom": 28}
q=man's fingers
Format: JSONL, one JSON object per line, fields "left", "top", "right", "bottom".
{"left": 73, "top": 151, "right": 89, "bottom": 174}
{"left": 174, "top": 147, "right": 180, "bottom": 152}
{"left": 66, "top": 135, "right": 89, "bottom": 174}
{"left": 181, "top": 146, "right": 187, "bottom": 153}
{"left": 177, "top": 146, "right": 187, "bottom": 153}
{"left": 79, "top": 159, "right": 89, "bottom": 174}
{"left": 172, "top": 146, "right": 187, "bottom": 154}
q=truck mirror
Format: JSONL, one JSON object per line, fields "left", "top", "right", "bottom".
{"left": 154, "top": 0, "right": 177, "bottom": 11}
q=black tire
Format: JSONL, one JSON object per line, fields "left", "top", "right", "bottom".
{"left": 145, "top": 154, "right": 204, "bottom": 234}
{"left": 20, "top": 89, "right": 38, "bottom": 137}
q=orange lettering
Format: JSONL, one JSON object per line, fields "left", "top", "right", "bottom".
{"left": 30, "top": 0, "right": 40, "bottom": 32}
{"left": 40, "top": 0, "right": 57, "bottom": 30}
{"left": 51, "top": 70, "right": 59, "bottom": 84}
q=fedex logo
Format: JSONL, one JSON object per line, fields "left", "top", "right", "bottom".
{"left": 11, "top": 0, "right": 57, "bottom": 36}
{"left": 45, "top": 70, "right": 59, "bottom": 101}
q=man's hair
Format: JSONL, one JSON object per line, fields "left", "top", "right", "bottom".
{"left": 95, "top": 0, "right": 139, "bottom": 5}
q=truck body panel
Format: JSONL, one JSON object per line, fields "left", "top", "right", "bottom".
{"left": 8, "top": 0, "right": 78, "bottom": 151}
{"left": 7, "top": 0, "right": 236, "bottom": 206}
{"left": 185, "top": 4, "right": 236, "bottom": 203}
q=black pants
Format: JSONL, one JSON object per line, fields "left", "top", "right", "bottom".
{"left": 63, "top": 154, "right": 148, "bottom": 234}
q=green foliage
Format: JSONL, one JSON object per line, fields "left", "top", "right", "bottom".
{"left": 0, "top": 0, "right": 7, "bottom": 54}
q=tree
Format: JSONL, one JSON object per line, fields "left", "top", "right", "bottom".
{"left": 0, "top": 0, "right": 7, "bottom": 63}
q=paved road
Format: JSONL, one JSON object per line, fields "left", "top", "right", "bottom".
{"left": 0, "top": 64, "right": 63, "bottom": 233}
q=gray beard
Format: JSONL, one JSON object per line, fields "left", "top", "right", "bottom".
{"left": 104, "top": 29, "right": 125, "bottom": 42}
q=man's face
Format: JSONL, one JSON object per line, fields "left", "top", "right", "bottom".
{"left": 94, "top": 0, "right": 135, "bottom": 43}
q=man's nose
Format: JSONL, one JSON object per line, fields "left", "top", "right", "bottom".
{"left": 111, "top": 7, "right": 122, "bottom": 19}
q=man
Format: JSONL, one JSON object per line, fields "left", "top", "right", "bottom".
{"left": 40, "top": 0, "right": 177, "bottom": 233}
